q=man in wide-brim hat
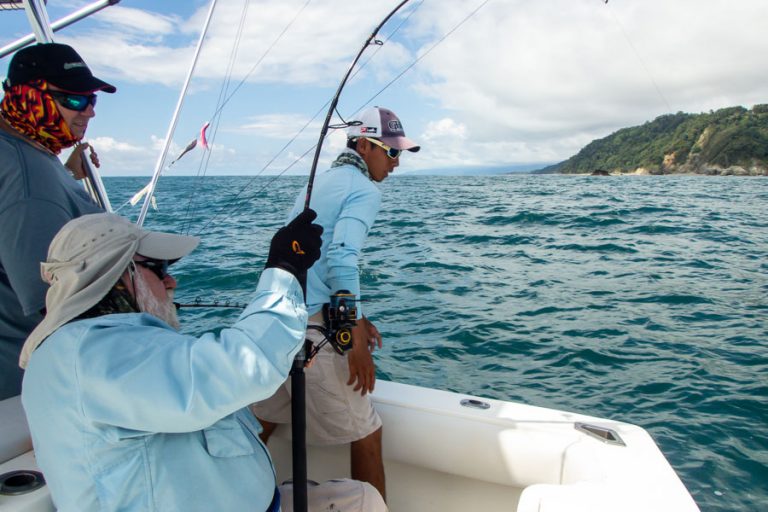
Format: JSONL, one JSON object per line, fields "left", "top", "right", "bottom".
{"left": 20, "top": 211, "right": 336, "bottom": 511}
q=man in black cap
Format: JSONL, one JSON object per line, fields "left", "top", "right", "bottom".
{"left": 0, "top": 42, "right": 116, "bottom": 400}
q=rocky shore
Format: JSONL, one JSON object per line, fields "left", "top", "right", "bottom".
{"left": 626, "top": 164, "right": 767, "bottom": 176}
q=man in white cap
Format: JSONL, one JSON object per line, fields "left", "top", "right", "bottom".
{"left": 254, "top": 106, "right": 420, "bottom": 500}
{"left": 19, "top": 211, "right": 334, "bottom": 511}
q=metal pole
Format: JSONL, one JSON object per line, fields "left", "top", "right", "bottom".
{"left": 20, "top": 0, "right": 53, "bottom": 43}
{"left": 0, "top": 0, "right": 121, "bottom": 59}
{"left": 137, "top": 0, "right": 218, "bottom": 227}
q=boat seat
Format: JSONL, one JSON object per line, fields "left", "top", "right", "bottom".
{"left": 0, "top": 395, "right": 33, "bottom": 464}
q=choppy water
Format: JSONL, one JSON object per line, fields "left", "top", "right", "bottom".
{"left": 109, "top": 174, "right": 768, "bottom": 511}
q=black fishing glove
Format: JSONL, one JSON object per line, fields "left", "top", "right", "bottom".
{"left": 265, "top": 208, "right": 323, "bottom": 293}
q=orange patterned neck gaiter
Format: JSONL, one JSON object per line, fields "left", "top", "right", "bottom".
{"left": 0, "top": 80, "right": 78, "bottom": 154}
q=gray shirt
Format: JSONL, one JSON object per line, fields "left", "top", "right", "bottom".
{"left": 0, "top": 128, "right": 102, "bottom": 399}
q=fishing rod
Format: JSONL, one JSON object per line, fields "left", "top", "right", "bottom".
{"left": 173, "top": 296, "right": 370, "bottom": 311}
{"left": 192, "top": 0, "right": 502, "bottom": 237}
{"left": 302, "top": 0, "right": 412, "bottom": 211}
{"left": 289, "top": 4, "right": 414, "bottom": 510}
{"left": 174, "top": 300, "right": 248, "bottom": 310}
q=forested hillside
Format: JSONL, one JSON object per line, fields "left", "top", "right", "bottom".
{"left": 539, "top": 105, "right": 768, "bottom": 175}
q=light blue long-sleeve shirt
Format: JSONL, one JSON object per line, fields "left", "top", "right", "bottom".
{"left": 21, "top": 268, "right": 306, "bottom": 512}
{"left": 292, "top": 163, "right": 381, "bottom": 318}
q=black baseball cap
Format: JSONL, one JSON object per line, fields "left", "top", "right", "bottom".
{"left": 6, "top": 43, "right": 116, "bottom": 93}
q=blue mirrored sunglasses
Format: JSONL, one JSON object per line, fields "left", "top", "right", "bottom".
{"left": 39, "top": 89, "right": 97, "bottom": 112}
{"left": 135, "top": 259, "right": 169, "bottom": 281}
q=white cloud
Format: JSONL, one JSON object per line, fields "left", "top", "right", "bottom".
{"left": 92, "top": 6, "right": 177, "bottom": 36}
{"left": 405, "top": 0, "right": 768, "bottom": 163}
{"left": 236, "top": 113, "right": 321, "bottom": 139}
{"left": 421, "top": 118, "right": 467, "bottom": 142}
{"left": 51, "top": 1, "right": 416, "bottom": 89}
{"left": 87, "top": 136, "right": 143, "bottom": 153}
{"left": 20, "top": 0, "right": 767, "bottom": 174}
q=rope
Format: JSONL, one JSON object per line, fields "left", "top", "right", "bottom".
{"left": 206, "top": 0, "right": 314, "bottom": 126}
{"left": 182, "top": 0, "right": 252, "bottom": 235}
{"left": 180, "top": 0, "right": 312, "bottom": 234}
{"left": 129, "top": 0, "right": 312, "bottom": 228}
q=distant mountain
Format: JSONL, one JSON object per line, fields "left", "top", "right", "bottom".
{"left": 537, "top": 105, "right": 768, "bottom": 176}
{"left": 403, "top": 163, "right": 546, "bottom": 176}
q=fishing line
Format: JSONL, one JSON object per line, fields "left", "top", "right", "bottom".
{"left": 193, "top": 0, "right": 426, "bottom": 236}
{"left": 205, "top": 0, "right": 490, "bottom": 230}
{"left": 602, "top": 0, "right": 672, "bottom": 113}
{"left": 202, "top": 0, "right": 314, "bottom": 128}
{"left": 119, "top": 0, "right": 481, "bottom": 224}
{"left": 181, "top": 0, "right": 252, "bottom": 235}
{"left": 180, "top": 0, "right": 314, "bottom": 234}
{"left": 125, "top": 0, "right": 313, "bottom": 225}
{"left": 359, "top": 0, "right": 490, "bottom": 109}
{"left": 136, "top": 0, "right": 220, "bottom": 227}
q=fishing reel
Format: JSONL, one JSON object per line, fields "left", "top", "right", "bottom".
{"left": 304, "top": 290, "right": 359, "bottom": 363}
{"left": 323, "top": 290, "right": 358, "bottom": 355}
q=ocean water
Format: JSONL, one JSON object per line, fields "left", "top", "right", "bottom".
{"left": 108, "top": 174, "right": 767, "bottom": 511}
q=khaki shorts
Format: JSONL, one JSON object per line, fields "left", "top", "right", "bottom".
{"left": 253, "top": 318, "right": 382, "bottom": 446}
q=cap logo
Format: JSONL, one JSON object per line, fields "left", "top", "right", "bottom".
{"left": 388, "top": 120, "right": 403, "bottom": 132}
{"left": 63, "top": 62, "right": 86, "bottom": 70}
{"left": 361, "top": 127, "right": 377, "bottom": 134}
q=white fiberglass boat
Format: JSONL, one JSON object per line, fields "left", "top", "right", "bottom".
{"left": 1, "top": 380, "right": 699, "bottom": 511}
{"left": 0, "top": 1, "right": 698, "bottom": 510}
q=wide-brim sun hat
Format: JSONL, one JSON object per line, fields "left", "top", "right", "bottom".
{"left": 347, "top": 106, "right": 420, "bottom": 152}
{"left": 19, "top": 213, "right": 198, "bottom": 368}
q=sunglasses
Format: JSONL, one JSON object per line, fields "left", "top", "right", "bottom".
{"left": 38, "top": 88, "right": 97, "bottom": 112}
{"left": 364, "top": 137, "right": 401, "bottom": 159}
{"left": 135, "top": 259, "right": 170, "bottom": 281}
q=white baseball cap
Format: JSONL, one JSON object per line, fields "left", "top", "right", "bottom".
{"left": 347, "top": 106, "right": 420, "bottom": 152}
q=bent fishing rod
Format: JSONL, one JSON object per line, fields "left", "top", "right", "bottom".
{"left": 302, "top": 0, "right": 411, "bottom": 211}
{"left": 288, "top": 3, "right": 412, "bottom": 511}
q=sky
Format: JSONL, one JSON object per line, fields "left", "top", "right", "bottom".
{"left": 1, "top": 0, "right": 766, "bottom": 177}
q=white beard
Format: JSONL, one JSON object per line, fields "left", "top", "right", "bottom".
{"left": 134, "top": 270, "right": 180, "bottom": 330}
